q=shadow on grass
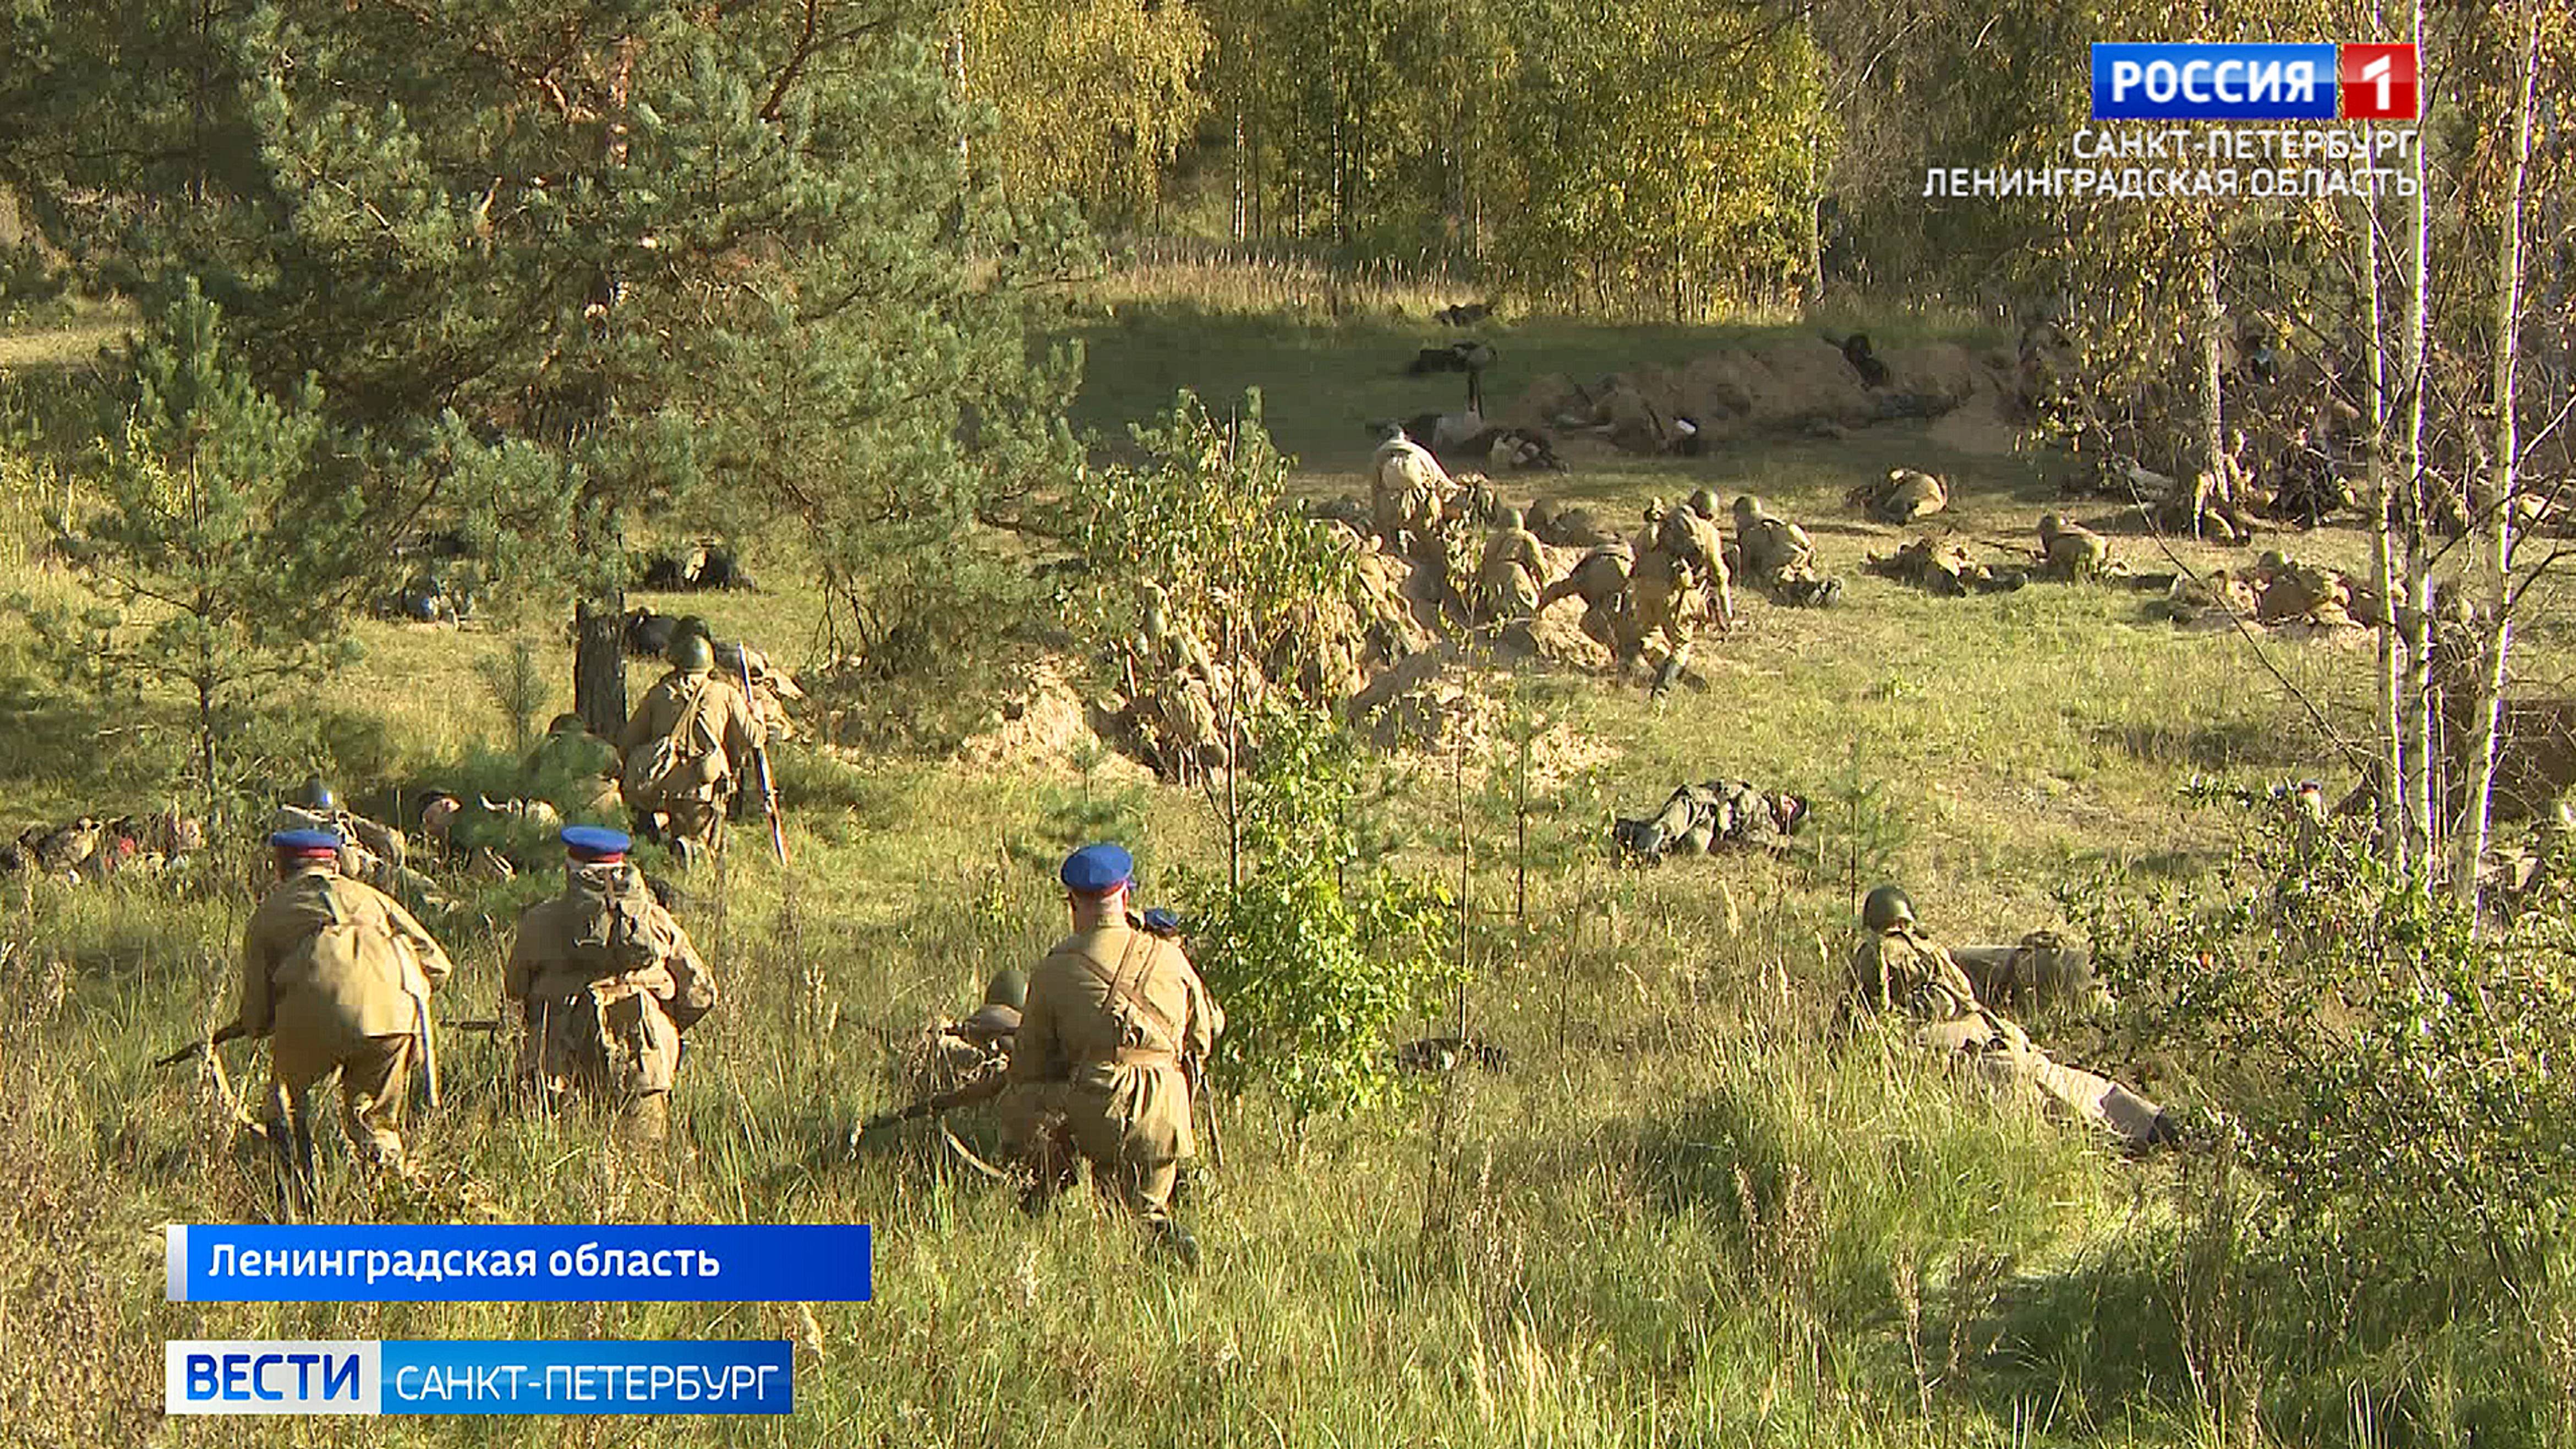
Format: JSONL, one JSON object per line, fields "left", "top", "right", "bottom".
{"left": 1959, "top": 1226, "right": 2565, "bottom": 1449}
{"left": 2096, "top": 716, "right": 2315, "bottom": 773}
{"left": 0, "top": 674, "right": 160, "bottom": 811}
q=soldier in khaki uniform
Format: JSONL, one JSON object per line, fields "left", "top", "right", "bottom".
{"left": 271, "top": 777, "right": 452, "bottom": 910}
{"left": 1005, "top": 844, "right": 1224, "bottom": 1262}
{"left": 1535, "top": 542, "right": 1638, "bottom": 654}
{"left": 618, "top": 633, "right": 763, "bottom": 865}
{"left": 1852, "top": 467, "right": 1949, "bottom": 524}
{"left": 1371, "top": 431, "right": 1453, "bottom": 549}
{"left": 1671, "top": 491, "right": 1738, "bottom": 631}
{"left": 223, "top": 828, "right": 454, "bottom": 1178}
{"left": 1474, "top": 507, "right": 1550, "bottom": 624}
{"left": 1847, "top": 885, "right": 2174, "bottom": 1150}
{"left": 504, "top": 827, "right": 718, "bottom": 1142}
{"left": 1614, "top": 779, "right": 1809, "bottom": 860}
{"left": 2036, "top": 513, "right": 2110, "bottom": 581}
{"left": 1730, "top": 495, "right": 1841, "bottom": 606}
{"left": 524, "top": 713, "right": 625, "bottom": 820}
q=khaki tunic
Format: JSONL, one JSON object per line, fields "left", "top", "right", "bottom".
{"left": 1475, "top": 526, "right": 1547, "bottom": 621}
{"left": 524, "top": 726, "right": 625, "bottom": 819}
{"left": 1665, "top": 510, "right": 1735, "bottom": 627}
{"left": 1006, "top": 922, "right": 1224, "bottom": 1219}
{"left": 619, "top": 669, "right": 763, "bottom": 846}
{"left": 505, "top": 863, "right": 718, "bottom": 1104}
{"left": 1849, "top": 925, "right": 2159, "bottom": 1144}
{"left": 231, "top": 864, "right": 453, "bottom": 1158}
{"left": 1737, "top": 513, "right": 1814, "bottom": 583}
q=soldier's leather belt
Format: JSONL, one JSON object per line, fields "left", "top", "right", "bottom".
{"left": 1101, "top": 1047, "right": 1180, "bottom": 1067}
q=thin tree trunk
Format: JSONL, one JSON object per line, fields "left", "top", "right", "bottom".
{"left": 2451, "top": 0, "right": 2542, "bottom": 911}
{"left": 950, "top": 27, "right": 970, "bottom": 166}
{"left": 2366, "top": 160, "right": 2406, "bottom": 868}
{"left": 1232, "top": 100, "right": 1248, "bottom": 241}
{"left": 2399, "top": 0, "right": 2435, "bottom": 880}
{"left": 2198, "top": 245, "right": 2226, "bottom": 487}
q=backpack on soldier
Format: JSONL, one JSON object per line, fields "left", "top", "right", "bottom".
{"left": 272, "top": 881, "right": 420, "bottom": 1026}
{"left": 564, "top": 868, "right": 666, "bottom": 977}
{"left": 620, "top": 681, "right": 725, "bottom": 802}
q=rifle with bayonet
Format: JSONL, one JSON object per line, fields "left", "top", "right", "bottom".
{"left": 155, "top": 1022, "right": 246, "bottom": 1069}
{"left": 849, "top": 1071, "right": 1008, "bottom": 1142}
{"left": 739, "top": 652, "right": 788, "bottom": 866}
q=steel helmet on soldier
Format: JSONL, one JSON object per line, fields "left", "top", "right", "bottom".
{"left": 983, "top": 969, "right": 1028, "bottom": 1012}
{"left": 1688, "top": 487, "right": 1720, "bottom": 520}
{"left": 1496, "top": 505, "right": 1524, "bottom": 533}
{"left": 292, "top": 775, "right": 337, "bottom": 812}
{"left": 668, "top": 632, "right": 714, "bottom": 671}
{"left": 1862, "top": 884, "right": 1916, "bottom": 932}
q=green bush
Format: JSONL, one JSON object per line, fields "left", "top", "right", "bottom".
{"left": 2071, "top": 793, "right": 2576, "bottom": 1406}
{"left": 1180, "top": 712, "right": 1461, "bottom": 1115}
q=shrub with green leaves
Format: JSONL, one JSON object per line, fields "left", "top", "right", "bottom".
{"left": 1064, "top": 388, "right": 1355, "bottom": 710}
{"left": 1180, "top": 712, "right": 1461, "bottom": 1116}
{"left": 2073, "top": 795, "right": 2576, "bottom": 1311}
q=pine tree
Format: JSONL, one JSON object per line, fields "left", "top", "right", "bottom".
{"left": 18, "top": 282, "right": 369, "bottom": 811}
{"left": 3, "top": 2, "right": 1090, "bottom": 732}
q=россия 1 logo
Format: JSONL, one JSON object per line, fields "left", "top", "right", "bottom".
{"left": 2091, "top": 43, "right": 2419, "bottom": 121}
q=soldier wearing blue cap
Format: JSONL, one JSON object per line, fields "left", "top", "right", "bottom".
{"left": 504, "top": 827, "right": 718, "bottom": 1142}
{"left": 221, "top": 827, "right": 455, "bottom": 1180}
{"left": 1005, "top": 841, "right": 1225, "bottom": 1262}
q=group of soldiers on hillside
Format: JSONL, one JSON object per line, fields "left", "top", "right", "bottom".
{"left": 187, "top": 438, "right": 2239, "bottom": 1260}
{"left": 1120, "top": 431, "right": 1867, "bottom": 774}
{"left": 196, "top": 609, "right": 1234, "bottom": 1257}
{"left": 183, "top": 619, "right": 782, "bottom": 1194}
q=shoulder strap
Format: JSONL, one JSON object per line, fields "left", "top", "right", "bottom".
{"left": 670, "top": 677, "right": 719, "bottom": 750}
{"left": 1076, "top": 931, "right": 1183, "bottom": 1054}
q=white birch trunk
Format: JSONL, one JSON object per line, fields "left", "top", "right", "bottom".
{"left": 2450, "top": 0, "right": 2543, "bottom": 911}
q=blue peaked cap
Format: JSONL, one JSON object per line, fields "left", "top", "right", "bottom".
{"left": 1141, "top": 907, "right": 1180, "bottom": 934}
{"left": 1060, "top": 841, "right": 1134, "bottom": 894}
{"left": 562, "top": 825, "right": 632, "bottom": 860}
{"left": 270, "top": 828, "right": 344, "bottom": 852}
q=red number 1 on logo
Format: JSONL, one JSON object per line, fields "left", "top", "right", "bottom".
{"left": 2339, "top": 43, "right": 2418, "bottom": 121}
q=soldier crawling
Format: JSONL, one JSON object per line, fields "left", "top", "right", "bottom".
{"left": 1846, "top": 884, "right": 2174, "bottom": 1151}
{"left": 1614, "top": 780, "right": 1809, "bottom": 860}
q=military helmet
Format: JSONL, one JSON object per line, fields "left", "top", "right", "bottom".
{"left": 668, "top": 632, "right": 714, "bottom": 671}
{"left": 1732, "top": 494, "right": 1760, "bottom": 525}
{"left": 2038, "top": 512, "right": 2064, "bottom": 538}
{"left": 548, "top": 712, "right": 586, "bottom": 735}
{"left": 983, "top": 969, "right": 1028, "bottom": 1012}
{"left": 1496, "top": 505, "right": 1524, "bottom": 532}
{"left": 964, "top": 1003, "right": 1021, "bottom": 1039}
{"left": 1862, "top": 884, "right": 1916, "bottom": 932}
{"left": 1688, "top": 487, "right": 1720, "bottom": 520}
{"left": 292, "top": 775, "right": 336, "bottom": 812}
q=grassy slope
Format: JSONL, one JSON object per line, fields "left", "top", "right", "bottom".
{"left": 0, "top": 303, "right": 2545, "bottom": 1448}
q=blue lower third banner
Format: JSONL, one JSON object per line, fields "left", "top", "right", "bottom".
{"left": 167, "top": 1224, "right": 871, "bottom": 1302}
{"left": 166, "top": 1340, "right": 793, "bottom": 1415}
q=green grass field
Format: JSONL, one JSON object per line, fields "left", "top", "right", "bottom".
{"left": 0, "top": 296, "right": 2563, "bottom": 1448}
